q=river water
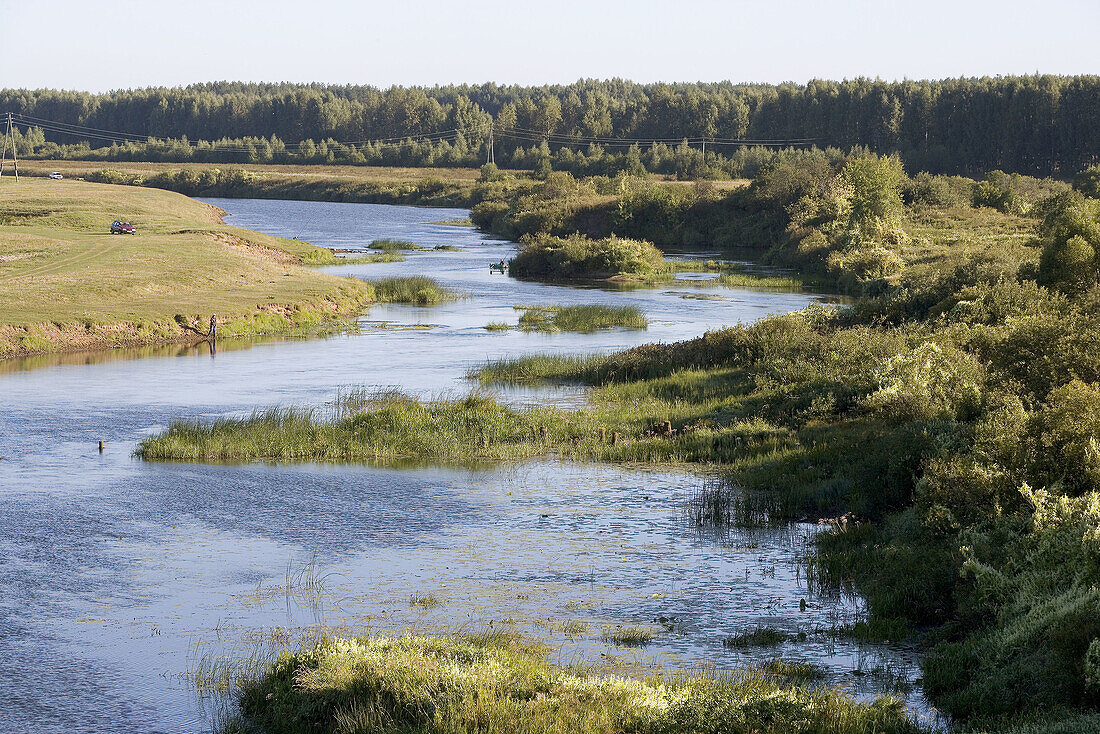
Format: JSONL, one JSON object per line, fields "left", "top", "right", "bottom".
{"left": 0, "top": 199, "right": 941, "bottom": 732}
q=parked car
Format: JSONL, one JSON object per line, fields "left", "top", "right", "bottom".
{"left": 110, "top": 220, "right": 136, "bottom": 235}
{"left": 48, "top": 172, "right": 63, "bottom": 179}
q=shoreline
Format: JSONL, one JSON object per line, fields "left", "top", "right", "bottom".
{"left": 0, "top": 177, "right": 376, "bottom": 360}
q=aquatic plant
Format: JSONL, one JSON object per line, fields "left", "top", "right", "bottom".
{"left": 409, "top": 593, "right": 441, "bottom": 609}
{"left": 370, "top": 276, "right": 458, "bottom": 305}
{"left": 723, "top": 626, "right": 789, "bottom": 648}
{"left": 516, "top": 304, "right": 647, "bottom": 333}
{"left": 368, "top": 238, "right": 426, "bottom": 251}
{"left": 759, "top": 659, "right": 827, "bottom": 681}
{"left": 224, "top": 631, "right": 924, "bottom": 734}
{"left": 600, "top": 624, "right": 656, "bottom": 647}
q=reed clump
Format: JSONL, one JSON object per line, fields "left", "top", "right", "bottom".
{"left": 369, "top": 238, "right": 427, "bottom": 251}
{"left": 337, "top": 251, "right": 405, "bottom": 264}
{"left": 371, "top": 276, "right": 458, "bottom": 305}
{"left": 224, "top": 632, "right": 925, "bottom": 734}
{"left": 723, "top": 626, "right": 790, "bottom": 649}
{"left": 516, "top": 304, "right": 647, "bottom": 333}
{"left": 600, "top": 625, "right": 656, "bottom": 647}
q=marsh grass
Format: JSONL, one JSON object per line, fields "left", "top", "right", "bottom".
{"left": 601, "top": 624, "right": 656, "bottom": 647}
{"left": 516, "top": 304, "right": 648, "bottom": 333}
{"left": 370, "top": 276, "right": 458, "bottom": 305}
{"left": 336, "top": 251, "right": 405, "bottom": 264}
{"left": 484, "top": 321, "right": 511, "bottom": 331}
{"left": 409, "top": 593, "right": 441, "bottom": 609}
{"left": 723, "top": 626, "right": 790, "bottom": 648}
{"left": 686, "top": 478, "right": 786, "bottom": 528}
{"left": 760, "top": 658, "right": 827, "bottom": 681}
{"left": 139, "top": 391, "right": 570, "bottom": 462}
{"left": 224, "top": 631, "right": 924, "bottom": 734}
{"left": 472, "top": 353, "right": 606, "bottom": 384}
{"left": 369, "top": 238, "right": 426, "bottom": 251}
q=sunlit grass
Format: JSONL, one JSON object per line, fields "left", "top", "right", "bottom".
{"left": 368, "top": 238, "right": 427, "bottom": 251}
{"left": 515, "top": 304, "right": 647, "bottom": 333}
{"left": 222, "top": 631, "right": 925, "bottom": 734}
{"left": 370, "top": 276, "right": 458, "bottom": 305}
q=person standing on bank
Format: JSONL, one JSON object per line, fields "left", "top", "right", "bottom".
{"left": 209, "top": 314, "right": 217, "bottom": 340}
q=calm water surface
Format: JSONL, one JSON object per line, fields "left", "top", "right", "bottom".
{"left": 0, "top": 199, "right": 942, "bottom": 732}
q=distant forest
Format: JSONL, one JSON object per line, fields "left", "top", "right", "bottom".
{"left": 2, "top": 76, "right": 1098, "bottom": 178}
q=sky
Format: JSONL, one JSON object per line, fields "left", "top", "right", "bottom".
{"left": 1, "top": 0, "right": 1097, "bottom": 92}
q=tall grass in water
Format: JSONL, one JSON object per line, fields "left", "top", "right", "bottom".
{"left": 686, "top": 477, "right": 785, "bottom": 528}
{"left": 600, "top": 624, "right": 656, "bottom": 647}
{"left": 517, "top": 304, "right": 648, "bottom": 333}
{"left": 368, "top": 238, "right": 426, "bottom": 251}
{"left": 337, "top": 251, "right": 405, "bottom": 264}
{"left": 224, "top": 632, "right": 925, "bottom": 734}
{"left": 371, "top": 276, "right": 458, "bottom": 305}
{"left": 140, "top": 391, "right": 569, "bottom": 462}
{"left": 472, "top": 353, "right": 608, "bottom": 384}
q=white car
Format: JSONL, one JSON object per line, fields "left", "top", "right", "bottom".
{"left": 48, "top": 172, "right": 63, "bottom": 179}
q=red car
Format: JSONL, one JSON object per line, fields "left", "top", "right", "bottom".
{"left": 110, "top": 220, "right": 135, "bottom": 235}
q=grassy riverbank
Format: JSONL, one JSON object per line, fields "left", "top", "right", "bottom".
{"left": 224, "top": 631, "right": 923, "bottom": 734}
{"left": 0, "top": 177, "right": 373, "bottom": 357}
{"left": 141, "top": 152, "right": 1100, "bottom": 731}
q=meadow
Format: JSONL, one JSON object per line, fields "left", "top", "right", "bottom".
{"left": 0, "top": 177, "right": 372, "bottom": 356}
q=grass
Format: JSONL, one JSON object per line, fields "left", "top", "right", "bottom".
{"left": 600, "top": 625, "right": 657, "bottom": 647}
{"left": 369, "top": 238, "right": 426, "bottom": 251}
{"left": 335, "top": 251, "right": 405, "bottom": 264}
{"left": 723, "top": 626, "right": 790, "bottom": 649}
{"left": 409, "top": 593, "right": 441, "bottom": 609}
{"left": 0, "top": 177, "right": 372, "bottom": 356}
{"left": 484, "top": 321, "right": 511, "bottom": 331}
{"left": 760, "top": 659, "right": 827, "bottom": 681}
{"left": 138, "top": 393, "right": 566, "bottom": 462}
{"left": 515, "top": 304, "right": 648, "bottom": 333}
{"left": 223, "top": 631, "right": 925, "bottom": 734}
{"left": 370, "top": 276, "right": 458, "bottom": 305}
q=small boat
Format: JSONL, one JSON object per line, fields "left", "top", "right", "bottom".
{"left": 489, "top": 262, "right": 507, "bottom": 274}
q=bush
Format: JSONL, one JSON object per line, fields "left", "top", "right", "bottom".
{"left": 508, "top": 233, "right": 665, "bottom": 280}
{"left": 1075, "top": 164, "right": 1100, "bottom": 199}
{"left": 924, "top": 488, "right": 1100, "bottom": 718}
{"left": 863, "top": 342, "right": 984, "bottom": 422}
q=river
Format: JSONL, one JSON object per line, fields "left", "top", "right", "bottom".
{"left": 0, "top": 199, "right": 941, "bottom": 732}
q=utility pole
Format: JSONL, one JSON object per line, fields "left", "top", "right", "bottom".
{"left": 486, "top": 121, "right": 495, "bottom": 165}
{"left": 0, "top": 112, "right": 18, "bottom": 181}
{"left": 701, "top": 137, "right": 706, "bottom": 162}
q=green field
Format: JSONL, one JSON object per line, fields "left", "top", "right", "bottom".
{"left": 0, "top": 177, "right": 372, "bottom": 356}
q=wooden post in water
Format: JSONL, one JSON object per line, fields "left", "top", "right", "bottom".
{"left": 98, "top": 441, "right": 104, "bottom": 453}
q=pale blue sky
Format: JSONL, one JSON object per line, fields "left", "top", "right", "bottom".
{"left": 2, "top": 0, "right": 1097, "bottom": 91}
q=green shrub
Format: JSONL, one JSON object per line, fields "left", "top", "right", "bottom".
{"left": 509, "top": 233, "right": 665, "bottom": 280}
{"left": 924, "top": 488, "right": 1100, "bottom": 719}
{"left": 864, "top": 342, "right": 985, "bottom": 422}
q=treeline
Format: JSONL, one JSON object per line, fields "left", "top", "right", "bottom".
{"left": 4, "top": 76, "right": 1100, "bottom": 176}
